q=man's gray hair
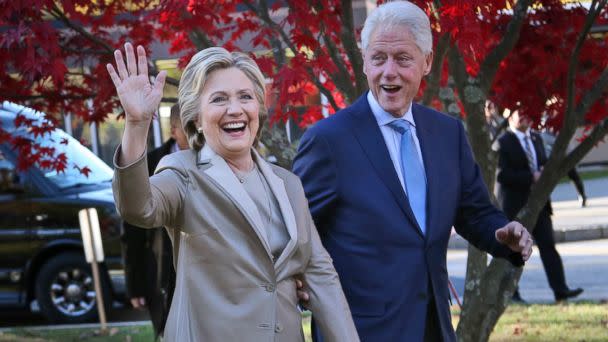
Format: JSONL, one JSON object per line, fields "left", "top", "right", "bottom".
{"left": 361, "top": 0, "right": 433, "bottom": 55}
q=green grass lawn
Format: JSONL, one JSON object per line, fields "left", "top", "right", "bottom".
{"left": 452, "top": 302, "right": 608, "bottom": 342}
{"left": 560, "top": 168, "right": 608, "bottom": 183}
{"left": 2, "top": 303, "right": 606, "bottom": 341}
{"left": 0, "top": 325, "right": 154, "bottom": 342}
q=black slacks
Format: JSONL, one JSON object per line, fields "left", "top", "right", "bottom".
{"left": 533, "top": 209, "right": 569, "bottom": 295}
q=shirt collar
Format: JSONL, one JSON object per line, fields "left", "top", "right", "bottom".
{"left": 170, "top": 141, "right": 180, "bottom": 154}
{"left": 510, "top": 125, "right": 531, "bottom": 140}
{"left": 367, "top": 91, "right": 415, "bottom": 128}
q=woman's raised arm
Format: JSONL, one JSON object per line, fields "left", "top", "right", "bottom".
{"left": 106, "top": 43, "right": 166, "bottom": 166}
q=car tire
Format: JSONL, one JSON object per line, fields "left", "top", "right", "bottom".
{"left": 35, "top": 252, "right": 111, "bottom": 324}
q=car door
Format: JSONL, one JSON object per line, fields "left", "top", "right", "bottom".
{"left": 0, "top": 148, "right": 35, "bottom": 306}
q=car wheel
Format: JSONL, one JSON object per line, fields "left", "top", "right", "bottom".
{"left": 35, "top": 252, "right": 111, "bottom": 323}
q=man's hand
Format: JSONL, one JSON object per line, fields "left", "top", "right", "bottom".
{"left": 296, "top": 278, "right": 310, "bottom": 309}
{"left": 130, "top": 297, "right": 146, "bottom": 310}
{"left": 533, "top": 166, "right": 544, "bottom": 182}
{"left": 495, "top": 221, "right": 533, "bottom": 261}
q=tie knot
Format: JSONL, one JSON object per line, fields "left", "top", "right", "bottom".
{"left": 388, "top": 120, "right": 412, "bottom": 135}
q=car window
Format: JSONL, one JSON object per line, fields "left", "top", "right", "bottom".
{"left": 0, "top": 151, "right": 23, "bottom": 194}
{"left": 1, "top": 105, "right": 113, "bottom": 190}
{"left": 37, "top": 129, "right": 113, "bottom": 189}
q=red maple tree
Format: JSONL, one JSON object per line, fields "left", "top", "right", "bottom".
{"left": 1, "top": 0, "right": 607, "bottom": 339}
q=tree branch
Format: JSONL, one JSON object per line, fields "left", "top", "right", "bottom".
{"left": 254, "top": 0, "right": 286, "bottom": 67}
{"left": 575, "top": 66, "right": 608, "bottom": 120}
{"left": 243, "top": 0, "right": 341, "bottom": 110}
{"left": 339, "top": 0, "right": 367, "bottom": 97}
{"left": 565, "top": 0, "right": 607, "bottom": 126}
{"left": 478, "top": 0, "right": 532, "bottom": 92}
{"left": 446, "top": 45, "right": 469, "bottom": 102}
{"left": 4, "top": 94, "right": 96, "bottom": 100}
{"left": 189, "top": 28, "right": 215, "bottom": 50}
{"left": 562, "top": 117, "right": 608, "bottom": 172}
{"left": 48, "top": 5, "right": 114, "bottom": 54}
{"left": 421, "top": 33, "right": 450, "bottom": 106}
{"left": 47, "top": 4, "right": 179, "bottom": 87}
{"left": 321, "top": 30, "right": 357, "bottom": 102}
{"left": 547, "top": 0, "right": 606, "bottom": 173}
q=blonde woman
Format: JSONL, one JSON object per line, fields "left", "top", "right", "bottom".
{"left": 107, "top": 43, "right": 358, "bottom": 341}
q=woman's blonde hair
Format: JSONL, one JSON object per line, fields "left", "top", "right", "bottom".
{"left": 178, "top": 47, "right": 268, "bottom": 151}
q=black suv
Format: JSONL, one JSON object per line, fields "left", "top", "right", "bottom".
{"left": 0, "top": 102, "right": 124, "bottom": 324}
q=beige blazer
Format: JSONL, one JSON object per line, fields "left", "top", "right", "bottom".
{"left": 113, "top": 145, "right": 358, "bottom": 342}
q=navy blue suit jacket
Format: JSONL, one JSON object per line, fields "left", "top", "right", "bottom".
{"left": 293, "top": 95, "right": 523, "bottom": 342}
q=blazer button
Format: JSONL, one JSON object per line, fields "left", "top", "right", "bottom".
{"left": 265, "top": 283, "right": 275, "bottom": 292}
{"left": 275, "top": 323, "right": 283, "bottom": 333}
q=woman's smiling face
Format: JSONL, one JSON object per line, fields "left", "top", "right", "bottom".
{"left": 198, "top": 67, "right": 260, "bottom": 159}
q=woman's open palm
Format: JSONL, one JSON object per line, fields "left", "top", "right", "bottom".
{"left": 106, "top": 43, "right": 166, "bottom": 125}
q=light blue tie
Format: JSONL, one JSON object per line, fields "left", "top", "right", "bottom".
{"left": 389, "top": 120, "right": 427, "bottom": 234}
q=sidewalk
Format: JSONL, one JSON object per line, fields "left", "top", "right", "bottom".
{"left": 449, "top": 177, "right": 608, "bottom": 248}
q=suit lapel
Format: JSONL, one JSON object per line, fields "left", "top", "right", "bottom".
{"left": 197, "top": 145, "right": 273, "bottom": 258}
{"left": 348, "top": 95, "right": 423, "bottom": 237}
{"left": 412, "top": 104, "right": 438, "bottom": 238}
{"left": 254, "top": 151, "right": 298, "bottom": 269}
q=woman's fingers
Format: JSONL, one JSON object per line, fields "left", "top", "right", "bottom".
{"left": 137, "top": 45, "right": 148, "bottom": 78}
{"left": 125, "top": 43, "right": 138, "bottom": 77}
{"left": 106, "top": 64, "right": 121, "bottom": 88}
{"left": 114, "top": 49, "right": 129, "bottom": 80}
{"left": 153, "top": 70, "right": 167, "bottom": 95}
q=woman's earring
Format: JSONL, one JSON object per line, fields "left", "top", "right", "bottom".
{"left": 197, "top": 127, "right": 203, "bottom": 133}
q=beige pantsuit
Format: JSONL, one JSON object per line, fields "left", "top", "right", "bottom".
{"left": 113, "top": 145, "right": 358, "bottom": 342}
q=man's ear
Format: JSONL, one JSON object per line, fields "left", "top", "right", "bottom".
{"left": 423, "top": 51, "right": 433, "bottom": 76}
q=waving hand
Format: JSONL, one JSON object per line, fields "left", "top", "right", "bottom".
{"left": 106, "top": 43, "right": 166, "bottom": 125}
{"left": 106, "top": 43, "right": 167, "bottom": 166}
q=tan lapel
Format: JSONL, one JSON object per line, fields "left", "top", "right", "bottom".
{"left": 198, "top": 145, "right": 272, "bottom": 258}
{"left": 254, "top": 151, "right": 298, "bottom": 269}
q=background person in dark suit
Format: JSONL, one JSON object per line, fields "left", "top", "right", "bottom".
{"left": 293, "top": 1, "right": 533, "bottom": 341}
{"left": 495, "top": 110, "right": 583, "bottom": 303}
{"left": 485, "top": 99, "right": 505, "bottom": 140}
{"left": 121, "top": 104, "right": 188, "bottom": 337}
{"left": 540, "top": 128, "right": 587, "bottom": 207}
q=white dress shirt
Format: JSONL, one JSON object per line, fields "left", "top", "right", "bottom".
{"left": 509, "top": 126, "right": 538, "bottom": 171}
{"left": 367, "top": 91, "right": 426, "bottom": 195}
{"left": 170, "top": 141, "right": 180, "bottom": 154}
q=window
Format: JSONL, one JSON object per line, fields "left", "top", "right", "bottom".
{"left": 0, "top": 151, "right": 21, "bottom": 194}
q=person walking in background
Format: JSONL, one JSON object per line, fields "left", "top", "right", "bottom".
{"left": 108, "top": 43, "right": 358, "bottom": 341}
{"left": 540, "top": 128, "right": 587, "bottom": 207}
{"left": 293, "top": 1, "right": 533, "bottom": 341}
{"left": 485, "top": 99, "right": 505, "bottom": 140}
{"left": 121, "top": 104, "right": 188, "bottom": 338}
{"left": 495, "top": 110, "right": 583, "bottom": 303}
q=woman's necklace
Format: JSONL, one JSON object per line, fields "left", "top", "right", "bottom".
{"left": 233, "top": 163, "right": 255, "bottom": 183}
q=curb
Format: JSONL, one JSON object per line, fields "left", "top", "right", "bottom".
{"left": 0, "top": 320, "right": 150, "bottom": 333}
{"left": 448, "top": 224, "right": 608, "bottom": 249}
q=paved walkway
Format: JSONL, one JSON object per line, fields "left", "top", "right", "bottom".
{"left": 448, "top": 176, "right": 608, "bottom": 303}
{"left": 551, "top": 177, "right": 608, "bottom": 241}
{"left": 449, "top": 177, "right": 608, "bottom": 248}
{"left": 448, "top": 239, "right": 608, "bottom": 303}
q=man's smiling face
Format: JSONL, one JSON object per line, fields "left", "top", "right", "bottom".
{"left": 363, "top": 26, "right": 433, "bottom": 117}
